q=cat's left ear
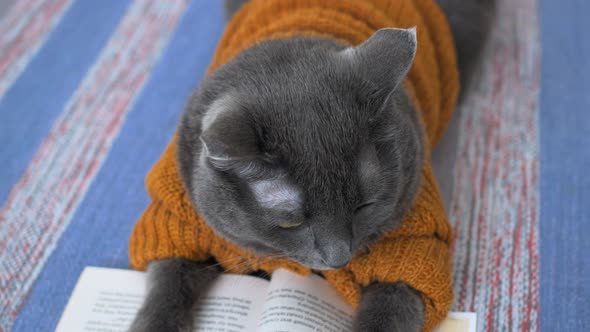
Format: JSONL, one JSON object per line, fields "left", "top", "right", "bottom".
{"left": 340, "top": 27, "right": 417, "bottom": 94}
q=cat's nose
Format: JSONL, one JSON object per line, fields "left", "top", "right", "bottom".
{"left": 320, "top": 241, "right": 352, "bottom": 269}
{"left": 328, "top": 256, "right": 350, "bottom": 269}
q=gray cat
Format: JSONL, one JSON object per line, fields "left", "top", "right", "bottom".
{"left": 129, "top": 1, "right": 495, "bottom": 331}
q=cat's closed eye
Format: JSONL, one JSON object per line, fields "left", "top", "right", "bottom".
{"left": 354, "top": 202, "right": 375, "bottom": 214}
{"left": 278, "top": 222, "right": 302, "bottom": 229}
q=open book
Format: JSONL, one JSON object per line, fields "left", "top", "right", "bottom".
{"left": 55, "top": 267, "right": 476, "bottom": 332}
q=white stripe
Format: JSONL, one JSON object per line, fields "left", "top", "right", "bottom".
{"left": 449, "top": 0, "right": 540, "bottom": 331}
{"left": 0, "top": 1, "right": 189, "bottom": 330}
{"left": 0, "top": 0, "right": 74, "bottom": 98}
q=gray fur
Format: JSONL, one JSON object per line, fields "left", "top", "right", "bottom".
{"left": 225, "top": 0, "right": 496, "bottom": 89}
{"left": 436, "top": 0, "right": 496, "bottom": 88}
{"left": 130, "top": 2, "right": 495, "bottom": 331}
{"left": 223, "top": 0, "right": 247, "bottom": 20}
{"left": 178, "top": 31, "right": 422, "bottom": 271}
{"left": 355, "top": 282, "right": 425, "bottom": 332}
{"left": 128, "top": 259, "right": 219, "bottom": 332}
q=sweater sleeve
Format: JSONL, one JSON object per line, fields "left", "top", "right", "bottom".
{"left": 323, "top": 164, "right": 454, "bottom": 332}
{"left": 129, "top": 140, "right": 214, "bottom": 270}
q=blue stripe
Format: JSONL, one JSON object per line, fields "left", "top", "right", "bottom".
{"left": 10, "top": 1, "right": 224, "bottom": 331}
{"left": 539, "top": 0, "right": 590, "bottom": 330}
{"left": 0, "top": 0, "right": 131, "bottom": 207}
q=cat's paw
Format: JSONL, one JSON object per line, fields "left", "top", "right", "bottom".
{"left": 353, "top": 282, "right": 425, "bottom": 332}
{"left": 127, "top": 315, "right": 190, "bottom": 332}
{"left": 127, "top": 259, "right": 220, "bottom": 332}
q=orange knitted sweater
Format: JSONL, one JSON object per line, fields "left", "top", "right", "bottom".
{"left": 129, "top": 0, "right": 459, "bottom": 330}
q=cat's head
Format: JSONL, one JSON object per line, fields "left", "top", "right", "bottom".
{"left": 178, "top": 28, "right": 424, "bottom": 270}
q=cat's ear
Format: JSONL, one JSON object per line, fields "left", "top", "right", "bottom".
{"left": 199, "top": 95, "right": 262, "bottom": 176}
{"left": 340, "top": 27, "right": 417, "bottom": 94}
{"left": 199, "top": 97, "right": 302, "bottom": 211}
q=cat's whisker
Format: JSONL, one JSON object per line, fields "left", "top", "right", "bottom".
{"left": 257, "top": 270, "right": 271, "bottom": 280}
{"left": 224, "top": 254, "right": 281, "bottom": 271}
{"left": 203, "top": 255, "right": 253, "bottom": 270}
{"left": 210, "top": 250, "right": 281, "bottom": 268}
{"left": 229, "top": 258, "right": 280, "bottom": 276}
{"left": 224, "top": 254, "right": 283, "bottom": 274}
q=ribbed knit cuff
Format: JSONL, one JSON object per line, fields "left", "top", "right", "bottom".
{"left": 323, "top": 164, "right": 454, "bottom": 332}
{"left": 323, "top": 236, "right": 453, "bottom": 332}
{"left": 129, "top": 201, "right": 210, "bottom": 271}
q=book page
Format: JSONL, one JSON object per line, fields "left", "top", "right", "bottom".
{"left": 434, "top": 312, "right": 477, "bottom": 332}
{"left": 55, "top": 267, "right": 269, "bottom": 332}
{"left": 192, "top": 272, "right": 268, "bottom": 331}
{"left": 257, "top": 269, "right": 354, "bottom": 332}
{"left": 257, "top": 268, "right": 477, "bottom": 332}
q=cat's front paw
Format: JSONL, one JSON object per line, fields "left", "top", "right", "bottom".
{"left": 127, "top": 259, "right": 220, "bottom": 332}
{"left": 353, "top": 282, "right": 425, "bottom": 332}
{"left": 128, "top": 314, "right": 190, "bottom": 332}
{"left": 127, "top": 317, "right": 191, "bottom": 332}
{"left": 127, "top": 313, "right": 188, "bottom": 332}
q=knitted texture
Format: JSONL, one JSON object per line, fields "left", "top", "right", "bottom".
{"left": 129, "top": 0, "right": 459, "bottom": 330}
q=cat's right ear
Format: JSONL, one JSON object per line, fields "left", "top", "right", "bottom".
{"left": 199, "top": 95, "right": 303, "bottom": 212}
{"left": 199, "top": 95, "right": 262, "bottom": 176}
{"left": 340, "top": 27, "right": 417, "bottom": 95}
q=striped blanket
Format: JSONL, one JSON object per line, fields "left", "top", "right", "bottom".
{"left": 0, "top": 1, "right": 540, "bottom": 331}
